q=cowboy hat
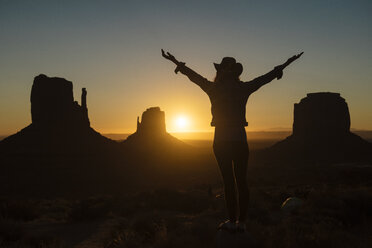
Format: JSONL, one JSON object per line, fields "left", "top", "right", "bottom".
{"left": 214, "top": 57, "right": 243, "bottom": 76}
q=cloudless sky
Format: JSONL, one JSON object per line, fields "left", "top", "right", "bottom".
{"left": 0, "top": 0, "right": 371, "bottom": 135}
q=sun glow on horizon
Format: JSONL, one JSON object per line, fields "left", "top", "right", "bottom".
{"left": 173, "top": 115, "right": 190, "bottom": 132}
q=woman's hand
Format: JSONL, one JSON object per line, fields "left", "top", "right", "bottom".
{"left": 286, "top": 52, "right": 303, "bottom": 65}
{"left": 161, "top": 49, "right": 180, "bottom": 65}
{"left": 277, "top": 52, "right": 304, "bottom": 71}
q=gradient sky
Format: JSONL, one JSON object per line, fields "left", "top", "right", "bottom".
{"left": 1, "top": 0, "right": 371, "bottom": 135}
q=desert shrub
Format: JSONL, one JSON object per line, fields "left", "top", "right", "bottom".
{"left": 143, "top": 189, "right": 211, "bottom": 214}
{"left": 0, "top": 219, "right": 25, "bottom": 243}
{"left": 188, "top": 216, "right": 217, "bottom": 246}
{"left": 131, "top": 215, "right": 167, "bottom": 244}
{"left": 69, "top": 196, "right": 112, "bottom": 221}
{"left": 110, "top": 195, "right": 144, "bottom": 217}
{"left": 302, "top": 186, "right": 372, "bottom": 227}
{"left": 21, "top": 234, "right": 64, "bottom": 248}
{"left": 111, "top": 189, "right": 217, "bottom": 218}
{"left": 336, "top": 189, "right": 372, "bottom": 226}
{"left": 106, "top": 214, "right": 167, "bottom": 248}
{"left": 0, "top": 200, "right": 41, "bottom": 221}
{"left": 38, "top": 199, "right": 72, "bottom": 221}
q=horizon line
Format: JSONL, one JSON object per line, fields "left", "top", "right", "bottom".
{"left": 2, "top": 128, "right": 372, "bottom": 138}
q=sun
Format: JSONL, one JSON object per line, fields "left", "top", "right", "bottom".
{"left": 174, "top": 115, "right": 189, "bottom": 131}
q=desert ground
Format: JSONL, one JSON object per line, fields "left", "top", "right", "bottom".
{"left": 0, "top": 132, "right": 372, "bottom": 248}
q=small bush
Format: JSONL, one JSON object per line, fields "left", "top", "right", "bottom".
{"left": 0, "top": 219, "right": 25, "bottom": 243}
{"left": 0, "top": 199, "right": 41, "bottom": 221}
{"left": 144, "top": 189, "right": 211, "bottom": 214}
{"left": 69, "top": 197, "right": 112, "bottom": 221}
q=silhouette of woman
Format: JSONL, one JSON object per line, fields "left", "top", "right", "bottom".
{"left": 162, "top": 49, "right": 303, "bottom": 232}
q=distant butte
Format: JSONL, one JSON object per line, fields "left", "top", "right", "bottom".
{"left": 31, "top": 74, "right": 90, "bottom": 128}
{"left": 122, "top": 107, "right": 189, "bottom": 152}
{"left": 136, "top": 107, "right": 167, "bottom": 136}
{"left": 0, "top": 74, "right": 114, "bottom": 154}
{"left": 266, "top": 92, "right": 372, "bottom": 163}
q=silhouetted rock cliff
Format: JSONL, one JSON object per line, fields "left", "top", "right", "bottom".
{"left": 266, "top": 92, "right": 372, "bottom": 163}
{"left": 120, "top": 107, "right": 198, "bottom": 188}
{"left": 0, "top": 74, "right": 114, "bottom": 154}
{"left": 31, "top": 74, "right": 89, "bottom": 127}
{"left": 123, "top": 107, "right": 189, "bottom": 153}
{"left": 292, "top": 93, "right": 350, "bottom": 139}
{"left": 136, "top": 107, "right": 166, "bottom": 136}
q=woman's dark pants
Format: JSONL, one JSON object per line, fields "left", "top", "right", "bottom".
{"left": 213, "top": 131, "right": 249, "bottom": 222}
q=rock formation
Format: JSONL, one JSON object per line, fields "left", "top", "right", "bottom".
{"left": 0, "top": 74, "right": 114, "bottom": 154}
{"left": 30, "top": 74, "right": 90, "bottom": 128}
{"left": 267, "top": 92, "right": 372, "bottom": 163}
{"left": 123, "top": 107, "right": 189, "bottom": 153}
{"left": 292, "top": 93, "right": 350, "bottom": 140}
{"left": 136, "top": 107, "right": 166, "bottom": 136}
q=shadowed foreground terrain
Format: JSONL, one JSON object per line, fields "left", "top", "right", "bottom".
{"left": 2, "top": 130, "right": 372, "bottom": 247}
{"left": 1, "top": 134, "right": 372, "bottom": 248}
{"left": 1, "top": 181, "right": 372, "bottom": 248}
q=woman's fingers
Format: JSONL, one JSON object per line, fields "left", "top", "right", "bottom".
{"left": 288, "top": 52, "right": 303, "bottom": 63}
{"left": 161, "top": 49, "right": 175, "bottom": 61}
{"left": 161, "top": 49, "right": 168, "bottom": 58}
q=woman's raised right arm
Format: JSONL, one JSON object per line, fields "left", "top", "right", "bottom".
{"left": 162, "top": 49, "right": 212, "bottom": 92}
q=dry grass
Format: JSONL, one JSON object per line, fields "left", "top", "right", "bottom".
{"left": 103, "top": 185, "right": 372, "bottom": 248}
{"left": 0, "top": 185, "right": 371, "bottom": 247}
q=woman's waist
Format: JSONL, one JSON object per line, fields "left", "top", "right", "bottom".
{"left": 214, "top": 126, "right": 247, "bottom": 141}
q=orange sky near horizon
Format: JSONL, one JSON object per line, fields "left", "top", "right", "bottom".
{"left": 0, "top": 1, "right": 371, "bottom": 136}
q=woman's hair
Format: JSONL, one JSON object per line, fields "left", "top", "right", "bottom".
{"left": 214, "top": 65, "right": 242, "bottom": 83}
{"left": 214, "top": 71, "right": 240, "bottom": 83}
